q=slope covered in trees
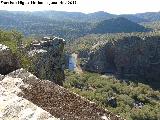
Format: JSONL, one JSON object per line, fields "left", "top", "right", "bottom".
{"left": 0, "top": 11, "right": 151, "bottom": 41}
{"left": 135, "top": 12, "right": 160, "bottom": 22}
{"left": 12, "top": 10, "right": 160, "bottom": 23}
{"left": 0, "top": 11, "right": 91, "bottom": 40}
{"left": 92, "top": 17, "right": 148, "bottom": 34}
{"left": 64, "top": 71, "right": 160, "bottom": 120}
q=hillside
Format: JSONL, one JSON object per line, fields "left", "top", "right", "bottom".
{"left": 135, "top": 12, "right": 160, "bottom": 22}
{"left": 0, "top": 10, "right": 157, "bottom": 40}
{"left": 0, "top": 11, "right": 91, "bottom": 40}
{"left": 64, "top": 32, "right": 160, "bottom": 119}
{"left": 0, "top": 29, "right": 123, "bottom": 120}
{"left": 92, "top": 17, "right": 148, "bottom": 33}
{"left": 31, "top": 11, "right": 117, "bottom": 23}
{"left": 20, "top": 11, "right": 160, "bottom": 23}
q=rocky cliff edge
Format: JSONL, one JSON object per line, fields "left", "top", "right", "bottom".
{"left": 0, "top": 69, "right": 123, "bottom": 120}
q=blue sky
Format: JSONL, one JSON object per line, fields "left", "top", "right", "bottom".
{"left": 0, "top": 0, "right": 160, "bottom": 14}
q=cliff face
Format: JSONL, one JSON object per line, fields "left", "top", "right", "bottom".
{"left": 0, "top": 44, "right": 20, "bottom": 75}
{"left": 0, "top": 69, "right": 123, "bottom": 120}
{"left": 85, "top": 36, "right": 160, "bottom": 81}
{"left": 28, "top": 37, "right": 65, "bottom": 85}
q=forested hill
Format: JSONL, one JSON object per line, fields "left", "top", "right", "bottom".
{"left": 1, "top": 10, "right": 159, "bottom": 23}
{"left": 31, "top": 11, "right": 117, "bottom": 22}
{"left": 4, "top": 10, "right": 160, "bottom": 23}
{"left": 0, "top": 10, "right": 151, "bottom": 40}
{"left": 1, "top": 10, "right": 160, "bottom": 23}
{"left": 92, "top": 17, "right": 148, "bottom": 33}
{"left": 135, "top": 12, "right": 160, "bottom": 22}
{"left": 0, "top": 11, "right": 91, "bottom": 39}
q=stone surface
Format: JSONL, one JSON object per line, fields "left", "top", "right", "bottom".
{"left": 85, "top": 36, "right": 160, "bottom": 81}
{"left": 0, "top": 69, "right": 123, "bottom": 120}
{"left": 0, "top": 71, "right": 59, "bottom": 120}
{"left": 0, "top": 44, "right": 20, "bottom": 75}
{"left": 28, "top": 37, "right": 65, "bottom": 85}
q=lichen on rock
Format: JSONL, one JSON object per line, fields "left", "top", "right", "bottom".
{"left": 0, "top": 69, "right": 60, "bottom": 120}
{"left": 0, "top": 69, "right": 123, "bottom": 120}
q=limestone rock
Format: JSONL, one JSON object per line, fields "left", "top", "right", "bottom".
{"left": 0, "top": 74, "right": 4, "bottom": 81}
{"left": 0, "top": 44, "right": 20, "bottom": 75}
{"left": 28, "top": 37, "right": 65, "bottom": 85}
{"left": 85, "top": 36, "right": 160, "bottom": 81}
{"left": 0, "top": 70, "right": 59, "bottom": 120}
{"left": 0, "top": 69, "right": 123, "bottom": 120}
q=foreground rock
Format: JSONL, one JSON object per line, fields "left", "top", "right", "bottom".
{"left": 0, "top": 69, "right": 123, "bottom": 120}
{"left": 85, "top": 36, "right": 160, "bottom": 81}
{"left": 28, "top": 37, "right": 65, "bottom": 85}
{"left": 0, "top": 44, "right": 19, "bottom": 75}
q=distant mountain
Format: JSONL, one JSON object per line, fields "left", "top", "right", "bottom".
{"left": 120, "top": 15, "right": 149, "bottom": 23}
{"left": 30, "top": 11, "right": 116, "bottom": 22}
{"left": 0, "top": 10, "right": 155, "bottom": 40}
{"left": 1, "top": 10, "right": 160, "bottom": 23}
{"left": 135, "top": 12, "right": 160, "bottom": 22}
{"left": 92, "top": 17, "right": 148, "bottom": 34}
{"left": 86, "top": 11, "right": 117, "bottom": 22}
{"left": 0, "top": 11, "right": 91, "bottom": 39}
{"left": 29, "top": 11, "right": 160, "bottom": 23}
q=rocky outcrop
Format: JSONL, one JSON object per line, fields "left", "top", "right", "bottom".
{"left": 0, "top": 79, "right": 59, "bottom": 120}
{"left": 0, "top": 44, "right": 20, "bottom": 75}
{"left": 0, "top": 69, "right": 123, "bottom": 120}
{"left": 85, "top": 36, "right": 160, "bottom": 81}
{"left": 28, "top": 37, "right": 65, "bottom": 85}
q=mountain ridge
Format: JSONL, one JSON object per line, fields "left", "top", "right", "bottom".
{"left": 1, "top": 10, "right": 160, "bottom": 23}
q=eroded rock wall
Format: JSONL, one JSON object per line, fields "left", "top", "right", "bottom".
{"left": 85, "top": 36, "right": 160, "bottom": 81}
{"left": 28, "top": 37, "right": 65, "bottom": 85}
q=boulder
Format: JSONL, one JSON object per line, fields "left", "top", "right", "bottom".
{"left": 107, "top": 97, "right": 117, "bottom": 108}
{"left": 133, "top": 101, "right": 144, "bottom": 109}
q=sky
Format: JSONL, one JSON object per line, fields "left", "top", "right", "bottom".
{"left": 0, "top": 0, "right": 160, "bottom": 14}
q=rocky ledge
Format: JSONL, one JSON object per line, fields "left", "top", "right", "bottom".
{"left": 0, "top": 69, "right": 123, "bottom": 120}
